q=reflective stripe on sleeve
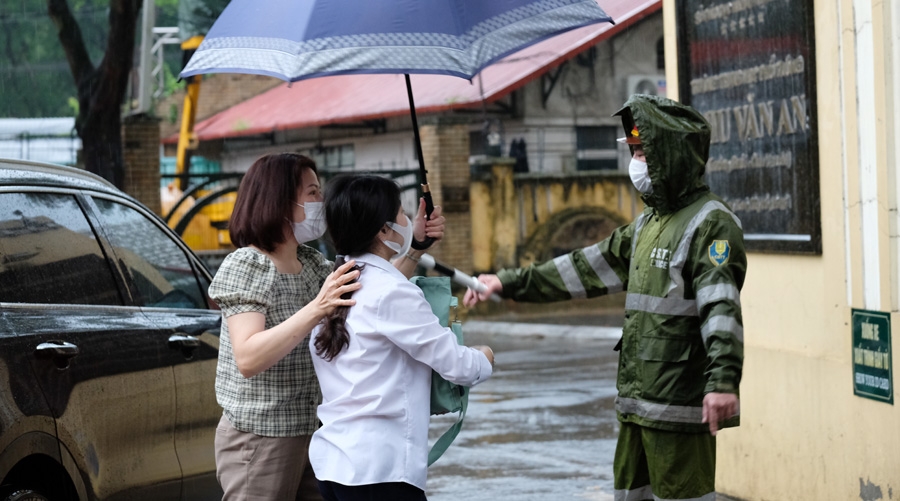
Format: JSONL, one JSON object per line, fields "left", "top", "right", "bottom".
{"left": 696, "top": 283, "right": 741, "bottom": 311}
{"left": 700, "top": 315, "right": 744, "bottom": 344}
{"left": 626, "top": 293, "right": 698, "bottom": 317}
{"left": 583, "top": 245, "right": 624, "bottom": 293}
{"left": 654, "top": 492, "right": 717, "bottom": 501}
{"left": 616, "top": 396, "right": 704, "bottom": 423}
{"left": 614, "top": 485, "right": 653, "bottom": 501}
{"left": 553, "top": 254, "right": 586, "bottom": 299}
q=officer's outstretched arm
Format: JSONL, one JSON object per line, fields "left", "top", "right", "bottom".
{"left": 493, "top": 223, "right": 634, "bottom": 303}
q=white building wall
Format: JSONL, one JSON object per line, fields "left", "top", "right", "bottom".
{"left": 0, "top": 118, "right": 81, "bottom": 166}
{"left": 353, "top": 133, "right": 416, "bottom": 172}
{"left": 513, "top": 12, "right": 664, "bottom": 173}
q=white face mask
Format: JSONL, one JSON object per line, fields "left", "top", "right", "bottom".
{"left": 628, "top": 158, "right": 653, "bottom": 194}
{"left": 290, "top": 201, "right": 327, "bottom": 244}
{"left": 382, "top": 214, "right": 413, "bottom": 259}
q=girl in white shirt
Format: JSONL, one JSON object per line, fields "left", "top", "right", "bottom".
{"left": 309, "top": 174, "right": 494, "bottom": 501}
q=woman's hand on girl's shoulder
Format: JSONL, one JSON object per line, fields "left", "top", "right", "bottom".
{"left": 313, "top": 259, "right": 362, "bottom": 316}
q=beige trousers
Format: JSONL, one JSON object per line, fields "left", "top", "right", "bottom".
{"left": 215, "top": 415, "right": 323, "bottom": 501}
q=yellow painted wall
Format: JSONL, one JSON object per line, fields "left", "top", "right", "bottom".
{"left": 663, "top": 0, "right": 900, "bottom": 499}
{"left": 469, "top": 177, "right": 495, "bottom": 273}
{"left": 513, "top": 175, "right": 641, "bottom": 243}
{"left": 469, "top": 163, "right": 642, "bottom": 273}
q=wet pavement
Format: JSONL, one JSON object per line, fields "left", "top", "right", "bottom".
{"left": 426, "top": 327, "right": 622, "bottom": 501}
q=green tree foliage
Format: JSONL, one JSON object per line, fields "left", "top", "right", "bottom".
{"left": 45, "top": 0, "right": 142, "bottom": 186}
{"left": 1, "top": 0, "right": 182, "bottom": 118}
{"left": 1, "top": 0, "right": 184, "bottom": 187}
{"left": 0, "top": 0, "right": 108, "bottom": 117}
{"left": 0, "top": 0, "right": 226, "bottom": 187}
{"left": 177, "top": 0, "right": 228, "bottom": 41}
{"left": 154, "top": 0, "right": 184, "bottom": 99}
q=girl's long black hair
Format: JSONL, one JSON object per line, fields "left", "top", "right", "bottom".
{"left": 314, "top": 174, "right": 402, "bottom": 361}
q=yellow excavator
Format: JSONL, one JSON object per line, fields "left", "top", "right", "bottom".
{"left": 163, "top": 33, "right": 238, "bottom": 253}
{"left": 175, "top": 35, "right": 204, "bottom": 193}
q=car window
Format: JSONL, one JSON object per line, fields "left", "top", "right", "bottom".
{"left": 0, "top": 192, "right": 122, "bottom": 305}
{"left": 195, "top": 265, "right": 216, "bottom": 310}
{"left": 91, "top": 197, "right": 207, "bottom": 309}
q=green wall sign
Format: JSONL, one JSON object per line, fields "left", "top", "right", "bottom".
{"left": 851, "top": 308, "right": 893, "bottom": 404}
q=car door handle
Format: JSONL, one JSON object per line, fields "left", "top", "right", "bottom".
{"left": 35, "top": 341, "right": 79, "bottom": 357}
{"left": 168, "top": 334, "right": 200, "bottom": 349}
{"left": 168, "top": 334, "right": 201, "bottom": 358}
{"left": 35, "top": 341, "right": 80, "bottom": 369}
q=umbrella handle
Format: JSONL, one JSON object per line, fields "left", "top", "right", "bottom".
{"left": 405, "top": 74, "right": 436, "bottom": 251}
{"left": 411, "top": 187, "right": 436, "bottom": 250}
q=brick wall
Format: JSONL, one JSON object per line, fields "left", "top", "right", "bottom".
{"left": 122, "top": 115, "right": 162, "bottom": 215}
{"left": 418, "top": 118, "right": 472, "bottom": 274}
{"left": 155, "top": 74, "right": 283, "bottom": 140}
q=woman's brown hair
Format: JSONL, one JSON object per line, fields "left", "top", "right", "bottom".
{"left": 228, "top": 153, "right": 318, "bottom": 252}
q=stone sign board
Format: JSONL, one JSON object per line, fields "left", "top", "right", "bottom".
{"left": 676, "top": 0, "right": 821, "bottom": 253}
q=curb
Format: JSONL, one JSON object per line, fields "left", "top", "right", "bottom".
{"left": 462, "top": 320, "right": 622, "bottom": 340}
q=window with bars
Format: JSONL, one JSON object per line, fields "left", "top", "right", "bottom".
{"left": 305, "top": 144, "right": 355, "bottom": 170}
{"left": 575, "top": 126, "right": 619, "bottom": 171}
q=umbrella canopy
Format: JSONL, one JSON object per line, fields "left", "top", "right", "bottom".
{"left": 180, "top": 0, "right": 614, "bottom": 247}
{"left": 180, "top": 0, "right": 613, "bottom": 82}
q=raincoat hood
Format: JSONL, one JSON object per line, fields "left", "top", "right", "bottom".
{"left": 614, "top": 94, "right": 711, "bottom": 214}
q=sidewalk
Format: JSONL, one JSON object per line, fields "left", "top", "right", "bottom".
{"left": 459, "top": 294, "right": 625, "bottom": 340}
{"left": 463, "top": 319, "right": 621, "bottom": 340}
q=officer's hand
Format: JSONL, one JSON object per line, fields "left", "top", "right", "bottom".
{"left": 702, "top": 392, "right": 739, "bottom": 436}
{"left": 463, "top": 274, "right": 502, "bottom": 307}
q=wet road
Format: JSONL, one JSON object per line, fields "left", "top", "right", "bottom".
{"left": 426, "top": 330, "right": 621, "bottom": 501}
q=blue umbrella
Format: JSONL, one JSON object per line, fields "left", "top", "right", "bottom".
{"left": 181, "top": 0, "right": 614, "bottom": 247}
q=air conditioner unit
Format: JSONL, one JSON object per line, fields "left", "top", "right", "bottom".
{"left": 626, "top": 75, "right": 667, "bottom": 98}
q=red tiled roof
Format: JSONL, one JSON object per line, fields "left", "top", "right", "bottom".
{"left": 167, "top": 0, "right": 660, "bottom": 143}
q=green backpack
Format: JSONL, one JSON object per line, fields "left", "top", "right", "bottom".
{"left": 409, "top": 276, "right": 469, "bottom": 466}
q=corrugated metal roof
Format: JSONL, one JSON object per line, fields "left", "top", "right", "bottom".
{"left": 172, "top": 0, "right": 660, "bottom": 143}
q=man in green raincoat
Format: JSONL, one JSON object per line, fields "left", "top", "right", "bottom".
{"left": 464, "top": 94, "right": 745, "bottom": 501}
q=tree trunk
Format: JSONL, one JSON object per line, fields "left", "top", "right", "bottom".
{"left": 79, "top": 98, "right": 125, "bottom": 188}
{"left": 48, "top": 0, "right": 141, "bottom": 189}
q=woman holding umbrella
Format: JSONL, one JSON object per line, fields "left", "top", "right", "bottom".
{"left": 208, "top": 154, "right": 445, "bottom": 500}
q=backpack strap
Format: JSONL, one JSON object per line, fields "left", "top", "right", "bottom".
{"left": 428, "top": 379, "right": 468, "bottom": 465}
{"left": 408, "top": 276, "right": 470, "bottom": 466}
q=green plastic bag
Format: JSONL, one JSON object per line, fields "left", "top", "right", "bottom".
{"left": 409, "top": 276, "right": 469, "bottom": 466}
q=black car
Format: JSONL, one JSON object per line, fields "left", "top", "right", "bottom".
{"left": 0, "top": 159, "right": 223, "bottom": 500}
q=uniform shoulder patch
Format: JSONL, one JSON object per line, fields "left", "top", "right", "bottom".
{"left": 708, "top": 240, "right": 731, "bottom": 266}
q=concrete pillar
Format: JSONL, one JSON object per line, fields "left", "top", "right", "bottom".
{"left": 418, "top": 117, "right": 472, "bottom": 274}
{"left": 469, "top": 157, "right": 517, "bottom": 273}
{"left": 122, "top": 114, "right": 162, "bottom": 215}
{"left": 490, "top": 160, "right": 517, "bottom": 271}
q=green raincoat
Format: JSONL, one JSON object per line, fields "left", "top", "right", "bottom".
{"left": 497, "top": 94, "right": 746, "bottom": 433}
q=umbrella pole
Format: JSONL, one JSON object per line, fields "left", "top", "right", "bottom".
{"left": 405, "top": 74, "right": 436, "bottom": 250}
